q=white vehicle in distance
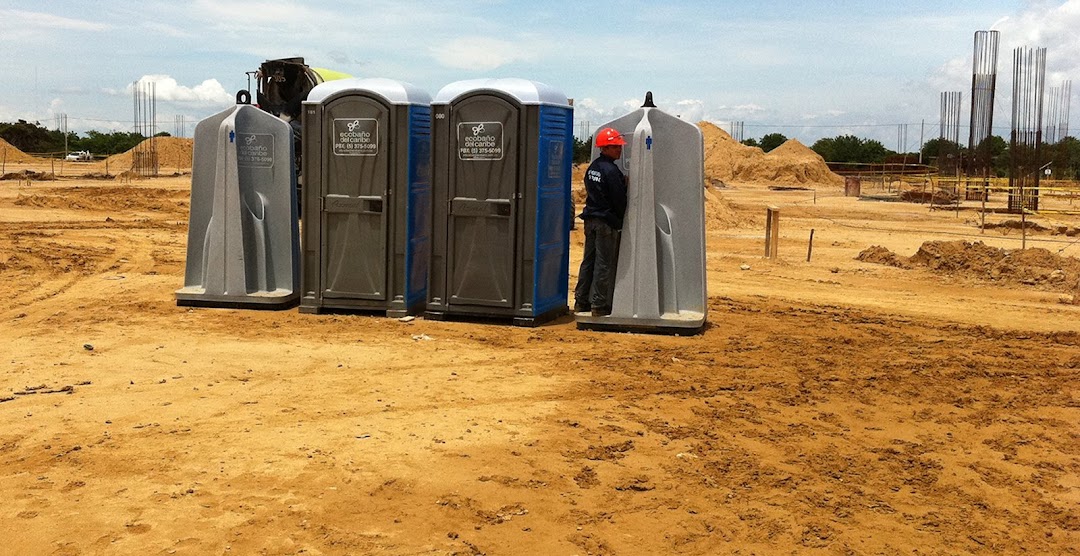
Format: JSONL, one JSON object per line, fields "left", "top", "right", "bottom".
{"left": 65, "top": 151, "right": 92, "bottom": 161}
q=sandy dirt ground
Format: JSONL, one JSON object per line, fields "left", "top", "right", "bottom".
{"left": 1, "top": 167, "right": 1078, "bottom": 556}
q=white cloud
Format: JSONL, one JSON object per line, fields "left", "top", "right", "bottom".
{"left": 121, "top": 75, "right": 232, "bottom": 105}
{"left": 931, "top": 1, "right": 1080, "bottom": 97}
{"left": 0, "top": 9, "right": 111, "bottom": 33}
{"left": 673, "top": 99, "right": 705, "bottom": 122}
{"left": 141, "top": 21, "right": 194, "bottom": 39}
{"left": 431, "top": 36, "right": 532, "bottom": 71}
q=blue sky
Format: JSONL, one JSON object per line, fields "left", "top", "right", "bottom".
{"left": 1, "top": 0, "right": 1078, "bottom": 149}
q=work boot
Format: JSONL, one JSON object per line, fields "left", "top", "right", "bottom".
{"left": 590, "top": 307, "right": 611, "bottom": 317}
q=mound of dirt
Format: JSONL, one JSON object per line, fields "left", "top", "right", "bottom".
{"left": 1, "top": 170, "right": 55, "bottom": 181}
{"left": 698, "top": 123, "right": 844, "bottom": 188}
{"left": 0, "top": 138, "right": 39, "bottom": 163}
{"left": 571, "top": 163, "right": 587, "bottom": 204}
{"left": 858, "top": 240, "right": 1080, "bottom": 292}
{"left": 699, "top": 122, "right": 763, "bottom": 184}
{"left": 855, "top": 245, "right": 912, "bottom": 268}
{"left": 704, "top": 186, "right": 747, "bottom": 231}
{"left": 105, "top": 137, "right": 193, "bottom": 171}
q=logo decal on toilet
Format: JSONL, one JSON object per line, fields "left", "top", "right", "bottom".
{"left": 458, "top": 121, "right": 503, "bottom": 161}
{"left": 333, "top": 118, "right": 379, "bottom": 156}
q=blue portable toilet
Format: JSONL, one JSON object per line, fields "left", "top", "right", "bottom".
{"left": 298, "top": 78, "right": 432, "bottom": 316}
{"left": 176, "top": 101, "right": 300, "bottom": 309}
{"left": 426, "top": 78, "right": 573, "bottom": 326}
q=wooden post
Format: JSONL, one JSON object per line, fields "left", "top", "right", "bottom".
{"left": 765, "top": 206, "right": 780, "bottom": 259}
{"left": 807, "top": 229, "right": 815, "bottom": 262}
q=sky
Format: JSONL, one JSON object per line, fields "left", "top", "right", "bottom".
{"left": 1, "top": 0, "right": 1078, "bottom": 150}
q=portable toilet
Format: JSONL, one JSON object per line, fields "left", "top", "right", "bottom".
{"left": 298, "top": 78, "right": 432, "bottom": 317}
{"left": 176, "top": 100, "right": 299, "bottom": 309}
{"left": 426, "top": 78, "right": 573, "bottom": 326}
{"left": 575, "top": 93, "right": 707, "bottom": 334}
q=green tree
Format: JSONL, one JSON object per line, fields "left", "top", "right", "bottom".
{"left": 0, "top": 120, "right": 70, "bottom": 153}
{"left": 759, "top": 133, "right": 787, "bottom": 153}
{"left": 812, "top": 134, "right": 893, "bottom": 164}
{"left": 920, "top": 138, "right": 963, "bottom": 162}
{"left": 80, "top": 130, "right": 146, "bottom": 155}
{"left": 573, "top": 136, "right": 591, "bottom": 164}
{"left": 979, "top": 135, "right": 1009, "bottom": 177}
{"left": 741, "top": 137, "right": 760, "bottom": 148}
{"left": 1045, "top": 136, "right": 1080, "bottom": 179}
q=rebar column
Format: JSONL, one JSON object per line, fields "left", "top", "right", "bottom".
{"left": 967, "top": 30, "right": 1000, "bottom": 201}
{"left": 1009, "top": 46, "right": 1046, "bottom": 213}
{"left": 939, "top": 91, "right": 962, "bottom": 176}
{"left": 1045, "top": 80, "right": 1071, "bottom": 144}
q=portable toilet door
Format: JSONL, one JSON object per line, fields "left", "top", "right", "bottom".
{"left": 427, "top": 78, "right": 572, "bottom": 326}
{"left": 299, "top": 78, "right": 432, "bottom": 316}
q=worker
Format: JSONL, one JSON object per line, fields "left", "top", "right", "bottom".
{"left": 574, "top": 127, "right": 628, "bottom": 316}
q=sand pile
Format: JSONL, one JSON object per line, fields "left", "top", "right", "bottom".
{"left": 105, "top": 137, "right": 193, "bottom": 171}
{"left": 0, "top": 138, "right": 39, "bottom": 163}
{"left": 699, "top": 122, "right": 762, "bottom": 184}
{"left": 704, "top": 186, "right": 745, "bottom": 231}
{"left": 857, "top": 240, "right": 1080, "bottom": 292}
{"left": 698, "top": 122, "right": 844, "bottom": 188}
{"left": 746, "top": 138, "right": 845, "bottom": 188}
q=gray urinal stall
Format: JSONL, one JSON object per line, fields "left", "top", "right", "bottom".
{"left": 576, "top": 93, "right": 707, "bottom": 333}
{"left": 176, "top": 103, "right": 300, "bottom": 309}
{"left": 298, "top": 78, "right": 432, "bottom": 317}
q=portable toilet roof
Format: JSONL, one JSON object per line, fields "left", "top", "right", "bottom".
{"left": 433, "top": 78, "right": 569, "bottom": 107}
{"left": 307, "top": 77, "right": 432, "bottom": 105}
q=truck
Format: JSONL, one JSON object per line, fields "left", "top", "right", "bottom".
{"left": 241, "top": 57, "right": 351, "bottom": 207}
{"left": 64, "top": 150, "right": 92, "bottom": 162}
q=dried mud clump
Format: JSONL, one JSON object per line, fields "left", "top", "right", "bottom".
{"left": 858, "top": 240, "right": 1080, "bottom": 292}
{"left": 1, "top": 170, "right": 55, "bottom": 181}
{"left": 855, "top": 245, "right": 912, "bottom": 268}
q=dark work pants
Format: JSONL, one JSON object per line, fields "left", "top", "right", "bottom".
{"left": 574, "top": 218, "right": 621, "bottom": 311}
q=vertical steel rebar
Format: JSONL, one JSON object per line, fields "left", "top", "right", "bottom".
{"left": 1009, "top": 46, "right": 1046, "bottom": 214}
{"left": 968, "top": 30, "right": 999, "bottom": 205}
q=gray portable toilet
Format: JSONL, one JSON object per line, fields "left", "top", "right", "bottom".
{"left": 176, "top": 101, "right": 299, "bottom": 309}
{"left": 298, "top": 78, "right": 432, "bottom": 317}
{"left": 427, "top": 78, "right": 573, "bottom": 326}
{"left": 576, "top": 93, "right": 707, "bottom": 334}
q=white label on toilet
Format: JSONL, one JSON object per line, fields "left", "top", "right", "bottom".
{"left": 458, "top": 121, "right": 503, "bottom": 161}
{"left": 333, "top": 118, "right": 379, "bottom": 156}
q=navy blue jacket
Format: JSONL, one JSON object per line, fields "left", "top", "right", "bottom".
{"left": 579, "top": 153, "right": 627, "bottom": 230}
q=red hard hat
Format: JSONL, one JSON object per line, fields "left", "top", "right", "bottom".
{"left": 595, "top": 127, "right": 626, "bottom": 147}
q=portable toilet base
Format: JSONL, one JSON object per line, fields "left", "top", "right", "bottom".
{"left": 575, "top": 93, "right": 707, "bottom": 335}
{"left": 176, "top": 102, "right": 300, "bottom": 310}
{"left": 575, "top": 310, "right": 706, "bottom": 335}
{"left": 424, "top": 304, "right": 568, "bottom": 328}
